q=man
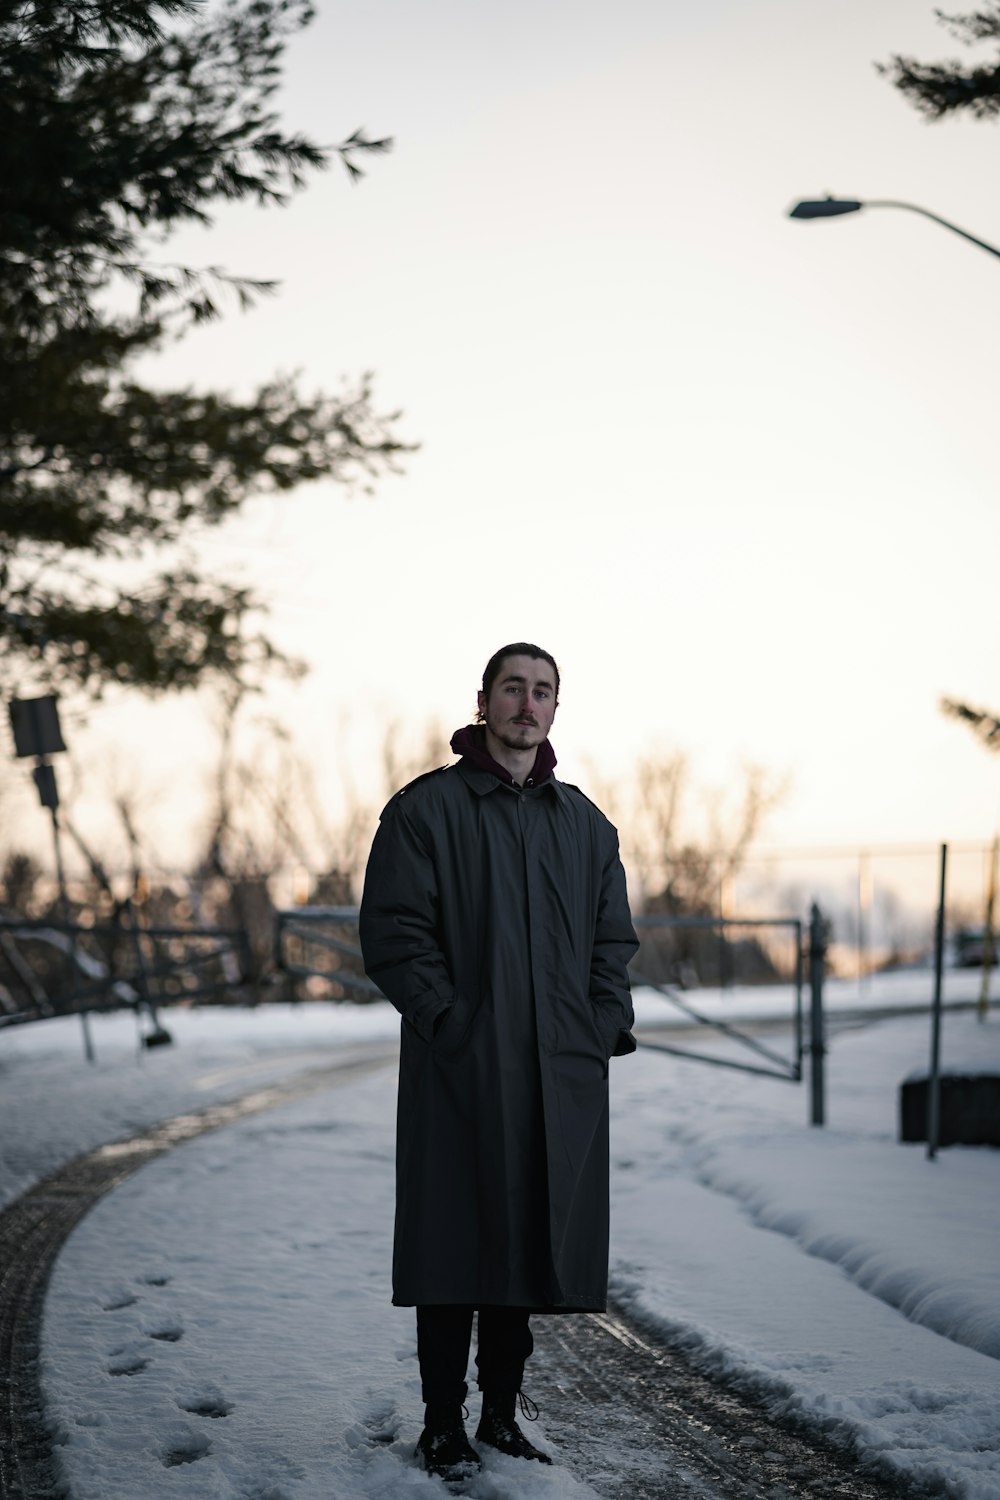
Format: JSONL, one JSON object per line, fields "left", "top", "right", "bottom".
{"left": 359, "top": 643, "right": 638, "bottom": 1481}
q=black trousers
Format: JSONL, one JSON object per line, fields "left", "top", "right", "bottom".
{"left": 416, "top": 1305, "right": 534, "bottom": 1405}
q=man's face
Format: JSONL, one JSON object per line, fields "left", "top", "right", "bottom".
{"left": 478, "top": 654, "right": 558, "bottom": 753}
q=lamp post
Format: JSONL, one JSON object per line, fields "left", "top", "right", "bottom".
{"left": 788, "top": 196, "right": 1000, "bottom": 263}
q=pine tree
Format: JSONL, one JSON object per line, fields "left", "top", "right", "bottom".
{"left": 0, "top": 0, "right": 409, "bottom": 697}
{"left": 879, "top": 5, "right": 1000, "bottom": 120}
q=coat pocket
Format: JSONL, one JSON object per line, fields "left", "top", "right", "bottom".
{"left": 430, "top": 992, "right": 479, "bottom": 1059}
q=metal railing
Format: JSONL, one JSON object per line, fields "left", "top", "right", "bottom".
{"left": 273, "top": 905, "right": 383, "bottom": 1002}
{"left": 273, "top": 904, "right": 828, "bottom": 1123}
{"left": 630, "top": 914, "right": 805, "bottom": 1083}
{"left": 0, "top": 911, "right": 254, "bottom": 1028}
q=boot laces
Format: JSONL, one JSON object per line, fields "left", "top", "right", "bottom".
{"left": 515, "top": 1390, "right": 539, "bottom": 1423}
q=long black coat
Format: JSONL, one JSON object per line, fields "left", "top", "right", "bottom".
{"left": 359, "top": 757, "right": 638, "bottom": 1311}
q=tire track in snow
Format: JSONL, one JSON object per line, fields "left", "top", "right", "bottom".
{"left": 532, "top": 1304, "right": 916, "bottom": 1500}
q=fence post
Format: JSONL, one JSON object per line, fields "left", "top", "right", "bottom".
{"left": 980, "top": 837, "right": 997, "bottom": 1023}
{"left": 124, "top": 898, "right": 162, "bottom": 1038}
{"left": 49, "top": 803, "right": 94, "bottom": 1064}
{"left": 927, "top": 843, "right": 948, "bottom": 1161}
{"left": 793, "top": 919, "right": 805, "bottom": 1080}
{"left": 808, "top": 902, "right": 827, "bottom": 1126}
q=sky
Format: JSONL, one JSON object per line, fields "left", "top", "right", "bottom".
{"left": 4, "top": 0, "right": 1000, "bottom": 904}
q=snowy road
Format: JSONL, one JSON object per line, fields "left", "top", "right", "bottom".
{"left": 4, "top": 1050, "right": 907, "bottom": 1500}
{"left": 0, "top": 991, "right": 998, "bottom": 1499}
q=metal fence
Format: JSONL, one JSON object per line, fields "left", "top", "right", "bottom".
{"left": 629, "top": 914, "right": 805, "bottom": 1083}
{"left": 2, "top": 896, "right": 820, "bottom": 1108}
{"left": 272, "top": 905, "right": 812, "bottom": 1086}
{"left": 0, "top": 909, "right": 254, "bottom": 1029}
{"left": 273, "top": 905, "right": 381, "bottom": 1002}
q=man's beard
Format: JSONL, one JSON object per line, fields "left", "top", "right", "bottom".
{"left": 489, "top": 717, "right": 538, "bottom": 751}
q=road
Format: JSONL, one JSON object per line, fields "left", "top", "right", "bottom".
{"left": 0, "top": 1031, "right": 920, "bottom": 1500}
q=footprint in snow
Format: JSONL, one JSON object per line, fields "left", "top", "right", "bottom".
{"left": 147, "top": 1322, "right": 184, "bottom": 1342}
{"left": 160, "top": 1428, "right": 210, "bottom": 1468}
{"left": 101, "top": 1293, "right": 137, "bottom": 1311}
{"left": 107, "top": 1355, "right": 149, "bottom": 1377}
{"left": 178, "top": 1384, "right": 233, "bottom": 1419}
{"left": 361, "top": 1400, "right": 401, "bottom": 1446}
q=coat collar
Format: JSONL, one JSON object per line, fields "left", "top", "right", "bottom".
{"left": 455, "top": 759, "right": 566, "bottom": 802}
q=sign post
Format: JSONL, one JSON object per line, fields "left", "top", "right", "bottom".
{"left": 7, "top": 695, "right": 94, "bottom": 1061}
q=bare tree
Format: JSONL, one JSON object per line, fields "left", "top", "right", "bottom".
{"left": 598, "top": 749, "right": 786, "bottom": 917}
{"left": 589, "top": 749, "right": 787, "bottom": 988}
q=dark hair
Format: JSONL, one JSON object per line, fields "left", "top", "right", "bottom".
{"left": 476, "top": 642, "right": 560, "bottom": 721}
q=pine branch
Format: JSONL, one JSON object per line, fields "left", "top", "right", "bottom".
{"left": 878, "top": 2, "right": 1000, "bottom": 118}
{"left": 333, "top": 126, "right": 394, "bottom": 182}
{"left": 940, "top": 696, "right": 1000, "bottom": 750}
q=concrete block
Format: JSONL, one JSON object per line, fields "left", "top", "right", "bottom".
{"left": 900, "top": 1072, "right": 1000, "bottom": 1147}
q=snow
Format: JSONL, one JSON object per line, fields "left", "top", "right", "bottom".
{"left": 0, "top": 1001, "right": 400, "bottom": 1210}
{"left": 610, "top": 1022, "right": 1000, "bottom": 1500}
{"left": 1, "top": 980, "right": 997, "bottom": 1498}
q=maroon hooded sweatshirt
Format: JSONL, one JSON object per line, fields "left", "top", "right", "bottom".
{"left": 449, "top": 723, "right": 557, "bottom": 787}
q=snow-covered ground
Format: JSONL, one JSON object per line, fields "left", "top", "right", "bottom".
{"left": 1, "top": 976, "right": 997, "bottom": 1499}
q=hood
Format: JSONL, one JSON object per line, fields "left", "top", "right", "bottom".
{"left": 450, "top": 723, "right": 556, "bottom": 787}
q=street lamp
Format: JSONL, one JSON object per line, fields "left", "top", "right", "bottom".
{"left": 788, "top": 196, "right": 1000, "bottom": 262}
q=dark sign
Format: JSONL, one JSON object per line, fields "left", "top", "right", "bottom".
{"left": 8, "top": 695, "right": 67, "bottom": 759}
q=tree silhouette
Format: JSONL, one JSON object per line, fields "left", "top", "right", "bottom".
{"left": 1, "top": 0, "right": 411, "bottom": 698}
{"left": 941, "top": 697, "right": 1000, "bottom": 752}
{"left": 879, "top": 5, "right": 1000, "bottom": 120}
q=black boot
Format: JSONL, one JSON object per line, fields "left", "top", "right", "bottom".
{"left": 476, "top": 1391, "right": 552, "bottom": 1464}
{"left": 415, "top": 1403, "right": 482, "bottom": 1481}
